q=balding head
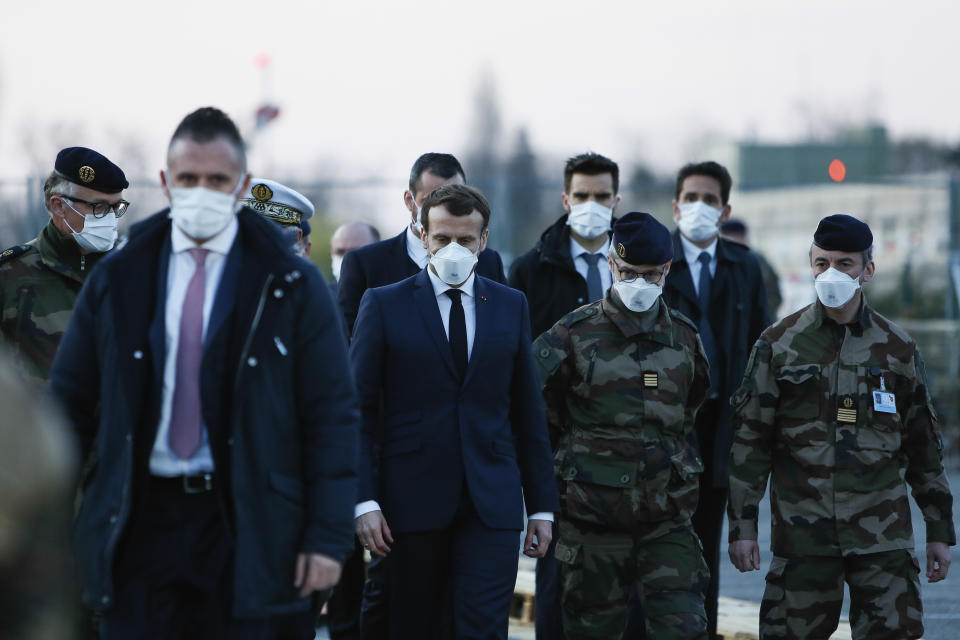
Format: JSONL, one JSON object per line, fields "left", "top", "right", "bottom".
{"left": 330, "top": 221, "right": 380, "bottom": 281}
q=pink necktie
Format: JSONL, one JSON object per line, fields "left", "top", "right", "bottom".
{"left": 169, "top": 248, "right": 208, "bottom": 459}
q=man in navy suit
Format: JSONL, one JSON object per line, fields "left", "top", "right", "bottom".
{"left": 50, "top": 107, "right": 358, "bottom": 639}
{"left": 350, "top": 184, "right": 558, "bottom": 640}
{"left": 337, "top": 153, "right": 506, "bottom": 337}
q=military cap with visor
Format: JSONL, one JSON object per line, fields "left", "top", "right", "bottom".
{"left": 241, "top": 179, "right": 315, "bottom": 227}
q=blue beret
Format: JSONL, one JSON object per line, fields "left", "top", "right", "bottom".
{"left": 813, "top": 214, "right": 873, "bottom": 252}
{"left": 300, "top": 219, "right": 311, "bottom": 236}
{"left": 55, "top": 147, "right": 128, "bottom": 193}
{"left": 613, "top": 212, "right": 673, "bottom": 265}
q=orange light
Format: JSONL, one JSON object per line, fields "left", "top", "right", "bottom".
{"left": 828, "top": 159, "right": 846, "bottom": 182}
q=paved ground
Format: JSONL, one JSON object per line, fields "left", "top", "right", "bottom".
{"left": 318, "top": 469, "right": 960, "bottom": 639}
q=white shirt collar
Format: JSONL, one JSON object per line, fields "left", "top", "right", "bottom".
{"left": 679, "top": 232, "right": 717, "bottom": 265}
{"left": 570, "top": 234, "right": 610, "bottom": 261}
{"left": 427, "top": 265, "right": 476, "bottom": 300}
{"left": 406, "top": 224, "right": 429, "bottom": 267}
{"left": 170, "top": 215, "right": 239, "bottom": 256}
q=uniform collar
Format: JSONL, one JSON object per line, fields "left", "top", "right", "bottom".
{"left": 600, "top": 288, "right": 673, "bottom": 346}
{"left": 34, "top": 218, "right": 103, "bottom": 281}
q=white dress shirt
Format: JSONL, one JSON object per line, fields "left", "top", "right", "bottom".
{"left": 406, "top": 224, "right": 429, "bottom": 269}
{"left": 570, "top": 235, "right": 612, "bottom": 294}
{"left": 679, "top": 234, "right": 718, "bottom": 296}
{"left": 356, "top": 265, "right": 552, "bottom": 522}
{"left": 149, "top": 217, "right": 238, "bottom": 476}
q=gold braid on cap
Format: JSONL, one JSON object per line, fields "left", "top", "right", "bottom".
{"left": 241, "top": 199, "right": 303, "bottom": 225}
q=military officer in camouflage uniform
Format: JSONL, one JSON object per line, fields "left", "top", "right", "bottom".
{"left": 535, "top": 212, "right": 711, "bottom": 639}
{"left": 0, "top": 147, "right": 128, "bottom": 386}
{"left": 728, "top": 214, "right": 955, "bottom": 640}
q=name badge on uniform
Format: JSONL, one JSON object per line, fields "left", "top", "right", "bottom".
{"left": 873, "top": 376, "right": 896, "bottom": 414}
{"left": 643, "top": 372, "right": 658, "bottom": 389}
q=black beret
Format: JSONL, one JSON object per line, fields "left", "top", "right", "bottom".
{"left": 300, "top": 219, "right": 311, "bottom": 236}
{"left": 55, "top": 147, "right": 129, "bottom": 194}
{"left": 813, "top": 214, "right": 873, "bottom": 252}
{"left": 612, "top": 212, "right": 673, "bottom": 265}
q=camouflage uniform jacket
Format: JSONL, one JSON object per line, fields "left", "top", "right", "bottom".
{"left": 728, "top": 298, "right": 956, "bottom": 557}
{"left": 0, "top": 220, "right": 106, "bottom": 385}
{"left": 534, "top": 291, "right": 710, "bottom": 535}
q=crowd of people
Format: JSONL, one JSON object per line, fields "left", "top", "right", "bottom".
{"left": 0, "top": 105, "right": 954, "bottom": 640}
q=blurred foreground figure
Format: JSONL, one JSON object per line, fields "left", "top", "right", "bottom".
{"left": 728, "top": 214, "right": 955, "bottom": 639}
{"left": 536, "top": 213, "right": 710, "bottom": 640}
{"left": 50, "top": 107, "right": 359, "bottom": 640}
{"left": 0, "top": 147, "right": 128, "bottom": 387}
{"left": 718, "top": 218, "right": 782, "bottom": 319}
{"left": 0, "top": 352, "right": 76, "bottom": 640}
{"left": 662, "top": 162, "right": 769, "bottom": 639}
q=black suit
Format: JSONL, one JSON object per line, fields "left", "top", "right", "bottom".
{"left": 338, "top": 229, "right": 506, "bottom": 337}
{"left": 662, "top": 231, "right": 769, "bottom": 639}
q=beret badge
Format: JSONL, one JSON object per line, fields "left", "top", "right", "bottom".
{"left": 78, "top": 165, "right": 96, "bottom": 183}
{"left": 252, "top": 183, "right": 273, "bottom": 202}
{"left": 617, "top": 242, "right": 626, "bottom": 258}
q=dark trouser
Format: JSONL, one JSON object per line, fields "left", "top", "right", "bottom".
{"left": 360, "top": 553, "right": 388, "bottom": 639}
{"left": 386, "top": 494, "right": 519, "bottom": 640}
{"left": 328, "top": 538, "right": 366, "bottom": 640}
{"left": 691, "top": 399, "right": 726, "bottom": 640}
{"left": 100, "top": 477, "right": 313, "bottom": 640}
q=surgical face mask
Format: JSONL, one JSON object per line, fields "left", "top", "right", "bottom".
{"left": 677, "top": 201, "right": 723, "bottom": 243}
{"left": 331, "top": 255, "right": 344, "bottom": 281}
{"left": 61, "top": 201, "right": 118, "bottom": 253}
{"left": 614, "top": 278, "right": 662, "bottom": 313}
{"left": 167, "top": 176, "right": 244, "bottom": 240}
{"left": 567, "top": 201, "right": 613, "bottom": 239}
{"left": 430, "top": 241, "right": 478, "bottom": 285}
{"left": 409, "top": 197, "right": 423, "bottom": 235}
{"left": 814, "top": 267, "right": 862, "bottom": 308}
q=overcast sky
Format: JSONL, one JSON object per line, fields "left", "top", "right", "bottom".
{"left": 2, "top": 0, "right": 958, "bottom": 186}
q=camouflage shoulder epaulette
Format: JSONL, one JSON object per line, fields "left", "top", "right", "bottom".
{"left": 0, "top": 245, "right": 30, "bottom": 266}
{"left": 668, "top": 307, "right": 698, "bottom": 333}
{"left": 560, "top": 303, "right": 601, "bottom": 328}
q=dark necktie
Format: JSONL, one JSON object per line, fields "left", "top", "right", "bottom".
{"left": 697, "top": 251, "right": 720, "bottom": 395}
{"left": 446, "top": 289, "right": 468, "bottom": 379}
{"left": 169, "top": 248, "right": 208, "bottom": 459}
{"left": 581, "top": 252, "right": 603, "bottom": 302}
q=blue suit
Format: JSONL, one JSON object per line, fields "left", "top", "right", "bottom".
{"left": 350, "top": 268, "right": 558, "bottom": 639}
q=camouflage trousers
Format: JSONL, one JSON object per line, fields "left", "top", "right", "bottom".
{"left": 555, "top": 518, "right": 709, "bottom": 640}
{"left": 760, "top": 550, "right": 923, "bottom": 640}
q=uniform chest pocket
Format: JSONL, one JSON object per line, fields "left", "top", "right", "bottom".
{"left": 858, "top": 368, "right": 903, "bottom": 451}
{"left": 775, "top": 364, "right": 822, "bottom": 421}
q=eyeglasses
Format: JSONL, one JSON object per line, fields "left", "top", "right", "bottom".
{"left": 54, "top": 194, "right": 129, "bottom": 218}
{"left": 616, "top": 266, "right": 664, "bottom": 284}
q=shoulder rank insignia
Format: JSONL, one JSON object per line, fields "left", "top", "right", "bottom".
{"left": 643, "top": 372, "right": 658, "bottom": 388}
{"left": 837, "top": 396, "right": 857, "bottom": 423}
{"left": 0, "top": 245, "right": 29, "bottom": 265}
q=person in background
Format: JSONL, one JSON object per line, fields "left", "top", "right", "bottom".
{"left": 0, "top": 146, "right": 128, "bottom": 387}
{"left": 718, "top": 218, "right": 782, "bottom": 319}
{"left": 662, "top": 161, "right": 769, "bottom": 640}
{"left": 300, "top": 219, "right": 313, "bottom": 258}
{"left": 728, "top": 214, "right": 954, "bottom": 639}
{"left": 50, "top": 106, "right": 359, "bottom": 639}
{"left": 331, "top": 221, "right": 381, "bottom": 284}
{"left": 239, "top": 178, "right": 314, "bottom": 256}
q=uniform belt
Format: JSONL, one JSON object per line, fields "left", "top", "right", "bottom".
{"left": 150, "top": 472, "right": 215, "bottom": 494}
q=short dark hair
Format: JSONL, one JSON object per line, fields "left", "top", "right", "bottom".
{"left": 675, "top": 161, "right": 732, "bottom": 205}
{"left": 408, "top": 153, "right": 466, "bottom": 196}
{"left": 563, "top": 152, "right": 619, "bottom": 194}
{"left": 420, "top": 184, "right": 491, "bottom": 233}
{"left": 169, "top": 107, "right": 246, "bottom": 169}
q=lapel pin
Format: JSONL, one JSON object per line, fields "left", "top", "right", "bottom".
{"left": 481, "top": 295, "right": 487, "bottom": 301}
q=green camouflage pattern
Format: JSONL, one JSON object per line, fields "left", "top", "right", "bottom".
{"left": 556, "top": 519, "right": 709, "bottom": 640}
{"left": 728, "top": 298, "right": 956, "bottom": 557}
{"left": 0, "top": 220, "right": 105, "bottom": 386}
{"left": 760, "top": 551, "right": 923, "bottom": 639}
{"left": 535, "top": 291, "right": 710, "bottom": 535}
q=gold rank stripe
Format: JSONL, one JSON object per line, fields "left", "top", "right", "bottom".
{"left": 837, "top": 408, "right": 858, "bottom": 423}
{"left": 643, "top": 373, "right": 658, "bottom": 388}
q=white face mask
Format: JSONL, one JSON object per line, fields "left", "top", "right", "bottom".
{"left": 331, "top": 255, "right": 344, "bottom": 281}
{"left": 61, "top": 201, "right": 118, "bottom": 253}
{"left": 677, "top": 201, "right": 723, "bottom": 243}
{"left": 614, "top": 279, "right": 662, "bottom": 313}
{"left": 429, "top": 241, "right": 478, "bottom": 286}
{"left": 408, "top": 195, "right": 423, "bottom": 235}
{"left": 567, "top": 201, "right": 613, "bottom": 239}
{"left": 814, "top": 267, "right": 862, "bottom": 308}
{"left": 167, "top": 175, "right": 244, "bottom": 240}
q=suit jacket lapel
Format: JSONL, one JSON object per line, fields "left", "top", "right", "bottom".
{"left": 461, "top": 276, "right": 491, "bottom": 390}
{"left": 148, "top": 236, "right": 171, "bottom": 386}
{"left": 205, "top": 234, "right": 242, "bottom": 350}
{"left": 413, "top": 269, "right": 459, "bottom": 379}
